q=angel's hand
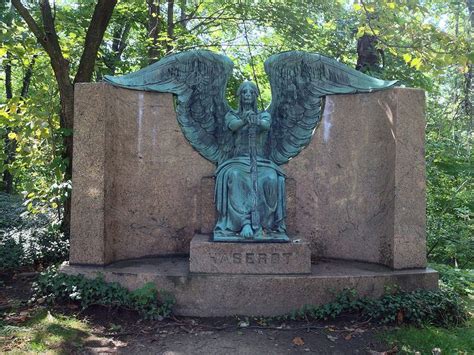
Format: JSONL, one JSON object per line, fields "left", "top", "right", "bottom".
{"left": 257, "top": 112, "right": 271, "bottom": 131}
{"left": 248, "top": 113, "right": 258, "bottom": 125}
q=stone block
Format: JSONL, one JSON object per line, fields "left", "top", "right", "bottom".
{"left": 189, "top": 234, "right": 311, "bottom": 274}
{"left": 199, "top": 176, "right": 216, "bottom": 235}
{"left": 70, "top": 83, "right": 214, "bottom": 265}
{"left": 287, "top": 88, "right": 426, "bottom": 269}
{"left": 70, "top": 84, "right": 110, "bottom": 265}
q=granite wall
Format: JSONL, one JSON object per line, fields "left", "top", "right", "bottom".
{"left": 70, "top": 84, "right": 426, "bottom": 269}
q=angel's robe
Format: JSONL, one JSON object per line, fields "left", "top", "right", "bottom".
{"left": 213, "top": 110, "right": 288, "bottom": 240}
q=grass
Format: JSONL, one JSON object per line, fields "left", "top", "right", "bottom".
{"left": 0, "top": 308, "right": 92, "bottom": 354}
{"left": 382, "top": 296, "right": 474, "bottom": 354}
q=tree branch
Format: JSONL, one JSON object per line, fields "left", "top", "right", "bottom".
{"left": 20, "top": 55, "right": 37, "bottom": 98}
{"left": 39, "top": 0, "right": 67, "bottom": 66}
{"left": 10, "top": 0, "right": 47, "bottom": 49}
{"left": 12, "top": 0, "right": 71, "bottom": 100}
{"left": 166, "top": 0, "right": 174, "bottom": 53}
{"left": 74, "top": 0, "right": 118, "bottom": 83}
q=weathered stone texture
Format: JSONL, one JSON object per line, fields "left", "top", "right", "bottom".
{"left": 70, "top": 84, "right": 110, "bottom": 265}
{"left": 71, "top": 83, "right": 214, "bottom": 264}
{"left": 286, "top": 88, "right": 426, "bottom": 269}
{"left": 189, "top": 234, "right": 311, "bottom": 274}
{"left": 71, "top": 85, "right": 426, "bottom": 269}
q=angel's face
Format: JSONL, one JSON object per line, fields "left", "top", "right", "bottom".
{"left": 239, "top": 83, "right": 257, "bottom": 105}
{"left": 241, "top": 87, "right": 255, "bottom": 105}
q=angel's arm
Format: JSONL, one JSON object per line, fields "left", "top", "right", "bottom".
{"left": 257, "top": 112, "right": 271, "bottom": 131}
{"left": 226, "top": 111, "right": 246, "bottom": 132}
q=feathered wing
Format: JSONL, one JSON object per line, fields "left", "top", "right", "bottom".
{"left": 264, "top": 51, "right": 398, "bottom": 165}
{"left": 104, "top": 50, "right": 234, "bottom": 165}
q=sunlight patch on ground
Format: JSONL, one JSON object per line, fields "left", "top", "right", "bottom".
{"left": 0, "top": 308, "right": 92, "bottom": 353}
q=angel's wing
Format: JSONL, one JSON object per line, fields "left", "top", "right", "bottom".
{"left": 104, "top": 50, "right": 234, "bottom": 165}
{"left": 264, "top": 51, "right": 398, "bottom": 165}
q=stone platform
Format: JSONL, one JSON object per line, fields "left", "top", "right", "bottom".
{"left": 61, "top": 258, "right": 438, "bottom": 317}
{"left": 189, "top": 234, "right": 311, "bottom": 274}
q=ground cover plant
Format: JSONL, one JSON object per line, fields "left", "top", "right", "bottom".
{"left": 283, "top": 287, "right": 469, "bottom": 327}
{"left": 31, "top": 267, "right": 175, "bottom": 320}
{"left": 381, "top": 296, "right": 474, "bottom": 354}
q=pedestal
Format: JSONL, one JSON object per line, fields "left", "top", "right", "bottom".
{"left": 189, "top": 234, "right": 311, "bottom": 274}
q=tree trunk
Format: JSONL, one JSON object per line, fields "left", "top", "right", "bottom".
{"left": 2, "top": 51, "right": 14, "bottom": 193}
{"left": 103, "top": 22, "right": 131, "bottom": 76}
{"left": 147, "top": 0, "right": 162, "bottom": 63}
{"left": 179, "top": 0, "right": 187, "bottom": 29}
{"left": 166, "top": 0, "right": 175, "bottom": 53}
{"left": 2, "top": 53, "right": 36, "bottom": 193}
{"left": 356, "top": 34, "right": 381, "bottom": 73}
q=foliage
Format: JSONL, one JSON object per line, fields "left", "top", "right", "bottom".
{"left": 0, "top": 192, "right": 68, "bottom": 271}
{"left": 431, "top": 263, "right": 474, "bottom": 297}
{"left": 382, "top": 317, "right": 474, "bottom": 354}
{"left": 283, "top": 288, "right": 468, "bottom": 327}
{"left": 31, "top": 267, "right": 175, "bottom": 320}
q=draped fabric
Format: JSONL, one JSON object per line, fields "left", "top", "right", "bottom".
{"left": 214, "top": 157, "right": 286, "bottom": 239}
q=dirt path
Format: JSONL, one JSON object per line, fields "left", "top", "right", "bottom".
{"left": 0, "top": 272, "right": 393, "bottom": 354}
{"left": 117, "top": 324, "right": 389, "bottom": 354}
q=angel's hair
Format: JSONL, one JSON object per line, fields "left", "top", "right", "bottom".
{"left": 237, "top": 81, "right": 259, "bottom": 113}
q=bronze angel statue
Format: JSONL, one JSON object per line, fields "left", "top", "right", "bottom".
{"left": 104, "top": 50, "right": 397, "bottom": 242}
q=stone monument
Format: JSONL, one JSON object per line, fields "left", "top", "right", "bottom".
{"left": 62, "top": 50, "right": 438, "bottom": 316}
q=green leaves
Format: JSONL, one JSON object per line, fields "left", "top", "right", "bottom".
{"left": 283, "top": 288, "right": 468, "bottom": 327}
{"left": 32, "top": 267, "right": 176, "bottom": 320}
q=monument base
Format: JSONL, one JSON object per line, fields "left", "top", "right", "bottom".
{"left": 190, "top": 234, "right": 311, "bottom": 274}
{"left": 61, "top": 258, "right": 438, "bottom": 317}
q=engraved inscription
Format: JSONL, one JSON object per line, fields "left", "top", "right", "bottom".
{"left": 209, "top": 252, "right": 293, "bottom": 265}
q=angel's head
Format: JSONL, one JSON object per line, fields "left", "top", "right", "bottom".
{"left": 237, "top": 81, "right": 259, "bottom": 112}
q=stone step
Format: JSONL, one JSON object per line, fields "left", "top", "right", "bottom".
{"left": 61, "top": 257, "right": 438, "bottom": 317}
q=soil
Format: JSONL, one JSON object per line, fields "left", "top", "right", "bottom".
{"left": 0, "top": 271, "right": 394, "bottom": 354}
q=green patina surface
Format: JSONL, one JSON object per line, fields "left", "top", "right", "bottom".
{"left": 104, "top": 50, "right": 397, "bottom": 242}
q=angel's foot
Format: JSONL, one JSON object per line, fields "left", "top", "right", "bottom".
{"left": 240, "top": 224, "right": 254, "bottom": 238}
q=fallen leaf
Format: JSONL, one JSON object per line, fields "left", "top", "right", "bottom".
{"left": 292, "top": 336, "right": 305, "bottom": 346}
{"left": 396, "top": 310, "right": 404, "bottom": 325}
{"left": 238, "top": 321, "right": 249, "bottom": 328}
{"left": 327, "top": 335, "right": 338, "bottom": 342}
{"left": 344, "top": 334, "right": 352, "bottom": 340}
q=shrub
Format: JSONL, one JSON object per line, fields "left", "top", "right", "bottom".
{"left": 31, "top": 267, "right": 175, "bottom": 320}
{"left": 431, "top": 263, "right": 474, "bottom": 297}
{"left": 0, "top": 192, "right": 68, "bottom": 271}
{"left": 285, "top": 288, "right": 468, "bottom": 327}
